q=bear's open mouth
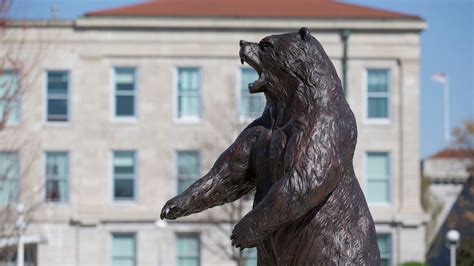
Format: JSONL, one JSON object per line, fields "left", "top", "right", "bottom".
{"left": 240, "top": 49, "right": 268, "bottom": 93}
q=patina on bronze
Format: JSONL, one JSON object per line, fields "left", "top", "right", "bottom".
{"left": 161, "top": 28, "right": 380, "bottom": 264}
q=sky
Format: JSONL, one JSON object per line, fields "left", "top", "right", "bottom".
{"left": 7, "top": 0, "right": 474, "bottom": 159}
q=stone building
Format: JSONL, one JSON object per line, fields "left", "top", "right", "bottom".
{"left": 422, "top": 148, "right": 473, "bottom": 245}
{"left": 0, "top": 1, "right": 427, "bottom": 265}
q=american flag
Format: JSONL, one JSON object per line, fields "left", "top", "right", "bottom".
{"left": 432, "top": 72, "right": 447, "bottom": 83}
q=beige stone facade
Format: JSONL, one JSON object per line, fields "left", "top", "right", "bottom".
{"left": 422, "top": 152, "right": 472, "bottom": 245}
{"left": 1, "top": 14, "right": 427, "bottom": 265}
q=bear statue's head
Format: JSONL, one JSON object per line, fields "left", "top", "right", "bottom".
{"left": 239, "top": 27, "right": 339, "bottom": 107}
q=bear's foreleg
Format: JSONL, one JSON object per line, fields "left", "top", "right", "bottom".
{"left": 161, "top": 126, "right": 265, "bottom": 220}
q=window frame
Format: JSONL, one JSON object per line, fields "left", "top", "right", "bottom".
{"left": 363, "top": 68, "right": 391, "bottom": 124}
{"left": 364, "top": 151, "right": 391, "bottom": 205}
{"left": 173, "top": 67, "right": 202, "bottom": 123}
{"left": 44, "top": 70, "right": 71, "bottom": 124}
{"left": 176, "top": 233, "right": 201, "bottom": 266}
{"left": 0, "top": 69, "right": 21, "bottom": 126}
{"left": 237, "top": 67, "right": 266, "bottom": 122}
{"left": 111, "top": 67, "right": 138, "bottom": 122}
{"left": 0, "top": 151, "right": 20, "bottom": 205}
{"left": 110, "top": 232, "right": 137, "bottom": 266}
{"left": 175, "top": 150, "right": 201, "bottom": 195}
{"left": 111, "top": 150, "right": 138, "bottom": 203}
{"left": 44, "top": 151, "right": 70, "bottom": 204}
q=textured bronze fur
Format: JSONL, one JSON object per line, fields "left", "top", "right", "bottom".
{"left": 161, "top": 28, "right": 380, "bottom": 265}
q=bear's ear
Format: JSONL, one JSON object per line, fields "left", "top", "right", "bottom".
{"left": 298, "top": 27, "right": 310, "bottom": 41}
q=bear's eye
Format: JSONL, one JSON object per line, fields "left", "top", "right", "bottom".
{"left": 259, "top": 41, "right": 273, "bottom": 51}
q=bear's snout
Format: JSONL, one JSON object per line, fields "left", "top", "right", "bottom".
{"left": 239, "top": 41, "right": 261, "bottom": 73}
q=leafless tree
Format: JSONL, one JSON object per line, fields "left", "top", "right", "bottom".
{"left": 452, "top": 118, "right": 474, "bottom": 173}
{"left": 0, "top": 0, "right": 45, "bottom": 262}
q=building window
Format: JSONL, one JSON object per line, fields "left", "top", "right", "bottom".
{"left": 366, "top": 69, "right": 389, "bottom": 119}
{"left": 114, "top": 67, "right": 136, "bottom": 118}
{"left": 240, "top": 68, "right": 265, "bottom": 119}
{"left": 0, "top": 152, "right": 19, "bottom": 204}
{"left": 47, "top": 71, "right": 69, "bottom": 122}
{"left": 244, "top": 247, "right": 257, "bottom": 266}
{"left": 366, "top": 152, "right": 390, "bottom": 203}
{"left": 0, "top": 70, "right": 20, "bottom": 124}
{"left": 176, "top": 234, "right": 200, "bottom": 266}
{"left": 113, "top": 151, "right": 136, "bottom": 201}
{"left": 45, "top": 152, "right": 69, "bottom": 202}
{"left": 177, "top": 68, "right": 201, "bottom": 120}
{"left": 176, "top": 151, "right": 200, "bottom": 194}
{"left": 111, "top": 233, "right": 136, "bottom": 266}
{"left": 377, "top": 234, "right": 391, "bottom": 266}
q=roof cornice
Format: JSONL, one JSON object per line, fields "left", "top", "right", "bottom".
{"left": 74, "top": 17, "right": 426, "bottom": 32}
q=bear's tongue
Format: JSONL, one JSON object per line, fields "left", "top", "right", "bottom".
{"left": 249, "top": 72, "right": 267, "bottom": 93}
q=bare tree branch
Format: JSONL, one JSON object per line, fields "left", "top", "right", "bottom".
{"left": 0, "top": 0, "right": 46, "bottom": 262}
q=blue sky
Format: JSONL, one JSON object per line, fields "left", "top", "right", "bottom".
{"left": 8, "top": 0, "right": 474, "bottom": 159}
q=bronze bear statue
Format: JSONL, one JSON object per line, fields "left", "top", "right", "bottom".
{"left": 161, "top": 27, "right": 380, "bottom": 265}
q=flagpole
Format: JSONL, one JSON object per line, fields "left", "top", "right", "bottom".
{"left": 444, "top": 77, "right": 450, "bottom": 144}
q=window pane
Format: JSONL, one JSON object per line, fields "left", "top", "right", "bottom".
{"left": 367, "top": 180, "right": 389, "bottom": 202}
{"left": 46, "top": 180, "right": 68, "bottom": 202}
{"left": 178, "top": 96, "right": 199, "bottom": 117}
{"left": 0, "top": 152, "right": 18, "bottom": 204}
{"left": 367, "top": 153, "right": 390, "bottom": 203}
{"left": 367, "top": 69, "right": 388, "bottom": 93}
{"left": 47, "top": 71, "right": 68, "bottom": 122}
{"left": 241, "top": 68, "right": 258, "bottom": 89}
{"left": 115, "top": 68, "right": 135, "bottom": 90}
{"left": 114, "top": 68, "right": 136, "bottom": 117}
{"left": 47, "top": 71, "right": 68, "bottom": 93}
{"left": 240, "top": 69, "right": 265, "bottom": 118}
{"left": 114, "top": 179, "right": 134, "bottom": 199}
{"left": 377, "top": 235, "right": 391, "bottom": 266}
{"left": 179, "top": 69, "right": 199, "bottom": 91}
{"left": 244, "top": 248, "right": 257, "bottom": 266}
{"left": 114, "top": 152, "right": 135, "bottom": 174}
{"left": 112, "top": 234, "right": 135, "bottom": 257}
{"left": 117, "top": 83, "right": 134, "bottom": 91}
{"left": 0, "top": 70, "right": 19, "bottom": 96}
{"left": 113, "top": 151, "right": 135, "bottom": 200}
{"left": 368, "top": 97, "right": 388, "bottom": 118}
{"left": 0, "top": 152, "right": 19, "bottom": 179}
{"left": 116, "top": 96, "right": 134, "bottom": 116}
{"left": 177, "top": 152, "right": 199, "bottom": 176}
{"left": 177, "top": 237, "right": 199, "bottom": 256}
{"left": 112, "top": 234, "right": 136, "bottom": 266}
{"left": 9, "top": 100, "right": 19, "bottom": 123}
{"left": 177, "top": 68, "right": 200, "bottom": 118}
{"left": 366, "top": 153, "right": 389, "bottom": 179}
{"left": 177, "top": 152, "right": 199, "bottom": 194}
{"left": 46, "top": 152, "right": 68, "bottom": 177}
{"left": 47, "top": 80, "right": 68, "bottom": 94}
{"left": 0, "top": 101, "right": 19, "bottom": 124}
{"left": 48, "top": 99, "right": 68, "bottom": 115}
{"left": 378, "top": 235, "right": 389, "bottom": 253}
{"left": 0, "top": 71, "right": 20, "bottom": 124}
{"left": 0, "top": 179, "right": 18, "bottom": 204}
{"left": 45, "top": 152, "right": 69, "bottom": 202}
{"left": 177, "top": 235, "right": 200, "bottom": 266}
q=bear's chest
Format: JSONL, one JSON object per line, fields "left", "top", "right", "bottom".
{"left": 252, "top": 128, "right": 288, "bottom": 201}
